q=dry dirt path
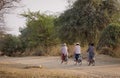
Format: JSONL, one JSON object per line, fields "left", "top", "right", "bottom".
{"left": 0, "top": 55, "right": 120, "bottom": 77}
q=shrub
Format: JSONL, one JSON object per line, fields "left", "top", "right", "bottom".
{"left": 97, "top": 23, "right": 120, "bottom": 57}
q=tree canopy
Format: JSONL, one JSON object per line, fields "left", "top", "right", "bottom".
{"left": 20, "top": 11, "right": 58, "bottom": 53}
{"left": 97, "top": 23, "right": 120, "bottom": 50}
{"left": 55, "top": 0, "right": 120, "bottom": 45}
{"left": 0, "top": 0, "right": 120, "bottom": 57}
{"left": 0, "top": 34, "right": 22, "bottom": 56}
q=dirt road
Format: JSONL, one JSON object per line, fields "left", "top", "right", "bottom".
{"left": 0, "top": 55, "right": 120, "bottom": 77}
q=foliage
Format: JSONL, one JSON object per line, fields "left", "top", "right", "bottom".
{"left": 20, "top": 11, "right": 58, "bottom": 54}
{"left": 97, "top": 23, "right": 120, "bottom": 57}
{"left": 0, "top": 34, "right": 23, "bottom": 56}
{"left": 97, "top": 23, "right": 120, "bottom": 50}
{"left": 0, "top": 0, "right": 120, "bottom": 57}
{"left": 55, "top": 0, "right": 120, "bottom": 45}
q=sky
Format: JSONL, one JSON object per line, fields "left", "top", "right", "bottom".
{"left": 5, "top": 0, "right": 68, "bottom": 36}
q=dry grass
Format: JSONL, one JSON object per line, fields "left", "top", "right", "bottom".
{"left": 20, "top": 45, "right": 89, "bottom": 57}
{"left": 0, "top": 64, "right": 88, "bottom": 78}
{"left": 1, "top": 64, "right": 120, "bottom": 78}
{"left": 113, "top": 45, "right": 120, "bottom": 57}
{"left": 99, "top": 46, "right": 120, "bottom": 58}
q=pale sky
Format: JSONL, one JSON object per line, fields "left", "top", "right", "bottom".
{"left": 5, "top": 0, "right": 68, "bottom": 36}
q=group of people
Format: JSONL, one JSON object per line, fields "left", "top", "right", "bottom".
{"left": 61, "top": 42, "right": 95, "bottom": 66}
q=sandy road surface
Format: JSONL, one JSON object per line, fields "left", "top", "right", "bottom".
{"left": 0, "top": 55, "right": 120, "bottom": 77}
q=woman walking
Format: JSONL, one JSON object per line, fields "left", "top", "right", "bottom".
{"left": 61, "top": 43, "right": 68, "bottom": 64}
{"left": 87, "top": 43, "right": 95, "bottom": 66}
{"left": 74, "top": 43, "right": 82, "bottom": 65}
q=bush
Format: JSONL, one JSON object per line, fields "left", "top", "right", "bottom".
{"left": 0, "top": 34, "right": 24, "bottom": 56}
{"left": 99, "top": 47, "right": 113, "bottom": 56}
{"left": 97, "top": 23, "right": 120, "bottom": 57}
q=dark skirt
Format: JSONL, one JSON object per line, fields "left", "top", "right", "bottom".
{"left": 61, "top": 54, "right": 68, "bottom": 61}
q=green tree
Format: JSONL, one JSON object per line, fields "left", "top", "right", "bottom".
{"left": 97, "top": 23, "right": 120, "bottom": 50}
{"left": 0, "top": 34, "right": 23, "bottom": 56}
{"left": 20, "top": 11, "right": 58, "bottom": 54}
{"left": 55, "top": 0, "right": 120, "bottom": 45}
{"left": 97, "top": 23, "right": 120, "bottom": 57}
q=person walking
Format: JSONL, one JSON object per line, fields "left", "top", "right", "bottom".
{"left": 61, "top": 43, "right": 68, "bottom": 64}
{"left": 87, "top": 43, "right": 95, "bottom": 66}
{"left": 74, "top": 42, "right": 82, "bottom": 65}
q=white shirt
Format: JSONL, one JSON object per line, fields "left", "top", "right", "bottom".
{"left": 74, "top": 45, "right": 81, "bottom": 54}
{"left": 61, "top": 46, "right": 68, "bottom": 55}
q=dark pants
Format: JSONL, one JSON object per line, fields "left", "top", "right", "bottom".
{"left": 75, "top": 54, "right": 80, "bottom": 61}
{"left": 88, "top": 52, "right": 94, "bottom": 61}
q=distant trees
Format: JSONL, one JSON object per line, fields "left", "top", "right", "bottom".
{"left": 0, "top": 0, "right": 120, "bottom": 57}
{"left": 0, "top": 34, "right": 23, "bottom": 56}
{"left": 97, "top": 23, "right": 120, "bottom": 57}
{"left": 20, "top": 11, "right": 58, "bottom": 55}
{"left": 0, "top": 11, "right": 59, "bottom": 56}
{"left": 0, "top": 0, "right": 21, "bottom": 56}
{"left": 98, "top": 23, "right": 120, "bottom": 50}
{"left": 55, "top": 0, "right": 120, "bottom": 45}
